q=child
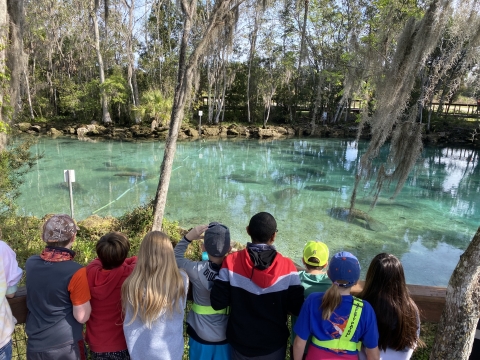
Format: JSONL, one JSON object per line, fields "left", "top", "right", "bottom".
{"left": 293, "top": 251, "right": 380, "bottom": 360}
{"left": 0, "top": 233, "right": 23, "bottom": 360}
{"left": 85, "top": 232, "right": 137, "bottom": 359}
{"left": 290, "top": 241, "right": 332, "bottom": 358}
{"left": 25, "top": 214, "right": 91, "bottom": 360}
{"left": 358, "top": 253, "right": 423, "bottom": 360}
{"left": 174, "top": 222, "right": 231, "bottom": 360}
{"left": 122, "top": 231, "right": 188, "bottom": 360}
{"left": 211, "top": 212, "right": 304, "bottom": 359}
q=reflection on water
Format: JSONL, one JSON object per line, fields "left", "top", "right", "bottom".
{"left": 15, "top": 137, "right": 480, "bottom": 286}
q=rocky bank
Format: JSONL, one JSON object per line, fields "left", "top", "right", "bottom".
{"left": 12, "top": 120, "right": 480, "bottom": 147}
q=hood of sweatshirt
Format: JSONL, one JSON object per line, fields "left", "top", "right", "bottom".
{"left": 86, "top": 256, "right": 137, "bottom": 301}
{"left": 242, "top": 243, "right": 281, "bottom": 288}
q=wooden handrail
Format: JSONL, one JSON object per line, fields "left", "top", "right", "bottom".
{"left": 7, "top": 281, "right": 447, "bottom": 324}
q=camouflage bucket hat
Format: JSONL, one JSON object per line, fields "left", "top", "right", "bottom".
{"left": 42, "top": 214, "right": 79, "bottom": 243}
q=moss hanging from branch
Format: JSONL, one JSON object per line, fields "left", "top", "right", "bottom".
{"left": 351, "top": 0, "right": 453, "bottom": 210}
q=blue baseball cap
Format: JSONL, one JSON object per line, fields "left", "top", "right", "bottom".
{"left": 327, "top": 251, "right": 361, "bottom": 288}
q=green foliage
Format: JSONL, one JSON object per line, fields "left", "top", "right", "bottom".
{"left": 134, "top": 89, "right": 173, "bottom": 126}
{"left": 0, "top": 139, "right": 40, "bottom": 217}
{"left": 102, "top": 70, "right": 128, "bottom": 106}
{"left": 0, "top": 121, "right": 10, "bottom": 133}
{"left": 0, "top": 216, "right": 44, "bottom": 276}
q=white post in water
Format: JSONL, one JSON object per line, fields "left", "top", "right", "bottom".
{"left": 64, "top": 170, "right": 76, "bottom": 218}
{"left": 198, "top": 110, "right": 203, "bottom": 136}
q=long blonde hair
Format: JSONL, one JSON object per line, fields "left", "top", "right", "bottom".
{"left": 122, "top": 231, "right": 186, "bottom": 328}
{"left": 321, "top": 283, "right": 343, "bottom": 320}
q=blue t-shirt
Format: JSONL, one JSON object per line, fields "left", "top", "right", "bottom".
{"left": 294, "top": 293, "right": 379, "bottom": 355}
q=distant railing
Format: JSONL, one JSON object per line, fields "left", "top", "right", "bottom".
{"left": 199, "top": 97, "right": 480, "bottom": 119}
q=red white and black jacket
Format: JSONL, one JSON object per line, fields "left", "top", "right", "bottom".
{"left": 210, "top": 244, "right": 304, "bottom": 357}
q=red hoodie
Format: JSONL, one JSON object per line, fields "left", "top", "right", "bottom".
{"left": 85, "top": 256, "right": 137, "bottom": 353}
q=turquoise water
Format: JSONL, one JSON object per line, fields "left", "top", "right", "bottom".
{"left": 15, "top": 136, "right": 480, "bottom": 286}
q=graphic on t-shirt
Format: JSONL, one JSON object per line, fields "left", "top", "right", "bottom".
{"left": 326, "top": 312, "right": 350, "bottom": 353}
{"left": 328, "top": 312, "right": 349, "bottom": 338}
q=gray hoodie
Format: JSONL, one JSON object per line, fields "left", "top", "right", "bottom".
{"left": 174, "top": 237, "right": 228, "bottom": 344}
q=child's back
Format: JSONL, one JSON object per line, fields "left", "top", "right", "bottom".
{"left": 293, "top": 252, "right": 380, "bottom": 360}
{"left": 174, "top": 223, "right": 231, "bottom": 360}
{"left": 122, "top": 231, "right": 188, "bottom": 360}
{"left": 25, "top": 215, "right": 91, "bottom": 360}
{"left": 290, "top": 241, "right": 332, "bottom": 355}
{"left": 85, "top": 232, "right": 136, "bottom": 359}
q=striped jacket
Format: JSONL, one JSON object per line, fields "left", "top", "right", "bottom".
{"left": 210, "top": 245, "right": 304, "bottom": 357}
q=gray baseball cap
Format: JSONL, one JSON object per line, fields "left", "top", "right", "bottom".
{"left": 204, "top": 222, "right": 230, "bottom": 257}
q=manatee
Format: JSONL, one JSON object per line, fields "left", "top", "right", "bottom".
{"left": 114, "top": 172, "right": 145, "bottom": 177}
{"left": 304, "top": 185, "right": 339, "bottom": 192}
{"left": 57, "top": 182, "right": 86, "bottom": 193}
{"left": 220, "top": 174, "right": 261, "bottom": 184}
{"left": 328, "top": 207, "right": 388, "bottom": 232}
{"left": 356, "top": 198, "right": 411, "bottom": 209}
{"left": 273, "top": 187, "right": 299, "bottom": 200}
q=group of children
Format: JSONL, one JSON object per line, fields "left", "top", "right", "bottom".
{"left": 1, "top": 212, "right": 422, "bottom": 360}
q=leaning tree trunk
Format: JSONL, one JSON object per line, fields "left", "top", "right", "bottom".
{"left": 429, "top": 227, "right": 480, "bottom": 359}
{"left": 6, "top": 0, "right": 23, "bottom": 118}
{"left": 152, "top": 0, "right": 244, "bottom": 230}
{"left": 152, "top": 0, "right": 196, "bottom": 231}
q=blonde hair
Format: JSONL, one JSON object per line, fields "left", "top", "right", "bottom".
{"left": 122, "top": 231, "right": 186, "bottom": 328}
{"left": 320, "top": 281, "right": 350, "bottom": 320}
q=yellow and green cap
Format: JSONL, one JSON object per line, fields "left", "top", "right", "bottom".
{"left": 303, "top": 241, "right": 329, "bottom": 267}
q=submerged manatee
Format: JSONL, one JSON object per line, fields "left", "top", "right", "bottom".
{"left": 114, "top": 172, "right": 145, "bottom": 177}
{"left": 328, "top": 207, "right": 388, "bottom": 232}
{"left": 220, "top": 174, "right": 261, "bottom": 184}
{"left": 304, "top": 185, "right": 339, "bottom": 192}
{"left": 273, "top": 187, "right": 300, "bottom": 200}
{"left": 356, "top": 198, "right": 411, "bottom": 209}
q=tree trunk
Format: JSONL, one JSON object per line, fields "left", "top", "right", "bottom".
{"left": 429, "top": 227, "right": 480, "bottom": 359}
{"left": 152, "top": 0, "right": 196, "bottom": 231}
{"left": 247, "top": 6, "right": 260, "bottom": 123}
{"left": 0, "top": 0, "right": 7, "bottom": 128}
{"left": 152, "top": 0, "right": 244, "bottom": 230}
{"left": 24, "top": 63, "right": 34, "bottom": 119}
{"left": 6, "top": 0, "right": 23, "bottom": 118}
{"left": 91, "top": 2, "right": 112, "bottom": 124}
{"left": 0, "top": 0, "right": 8, "bottom": 150}
{"left": 124, "top": 0, "right": 141, "bottom": 124}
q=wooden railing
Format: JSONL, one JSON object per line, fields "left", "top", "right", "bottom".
{"left": 8, "top": 282, "right": 447, "bottom": 323}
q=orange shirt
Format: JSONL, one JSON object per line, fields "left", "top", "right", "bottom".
{"left": 68, "top": 267, "right": 91, "bottom": 306}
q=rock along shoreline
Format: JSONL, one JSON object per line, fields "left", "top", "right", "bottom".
{"left": 13, "top": 121, "right": 480, "bottom": 147}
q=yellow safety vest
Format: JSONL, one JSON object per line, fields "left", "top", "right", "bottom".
{"left": 191, "top": 303, "right": 230, "bottom": 315}
{"left": 312, "top": 297, "right": 364, "bottom": 352}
